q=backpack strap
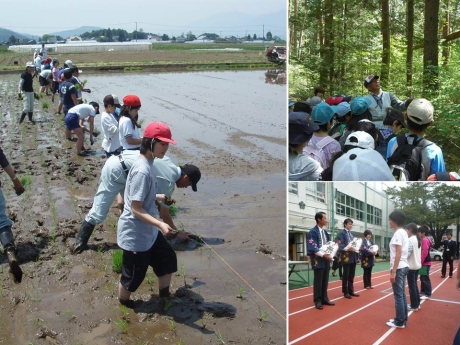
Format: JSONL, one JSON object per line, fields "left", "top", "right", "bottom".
{"left": 435, "top": 172, "right": 452, "bottom": 181}
{"left": 315, "top": 136, "right": 335, "bottom": 150}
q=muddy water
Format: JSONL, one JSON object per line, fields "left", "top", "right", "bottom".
{"left": 85, "top": 70, "right": 286, "bottom": 161}
{"left": 81, "top": 70, "right": 287, "bottom": 341}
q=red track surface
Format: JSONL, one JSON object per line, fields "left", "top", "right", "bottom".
{"left": 288, "top": 261, "right": 460, "bottom": 345}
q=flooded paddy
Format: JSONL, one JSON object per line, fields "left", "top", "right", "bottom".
{"left": 0, "top": 69, "right": 287, "bottom": 344}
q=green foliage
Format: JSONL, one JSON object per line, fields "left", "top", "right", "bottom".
{"left": 41, "top": 101, "right": 49, "bottom": 110}
{"left": 385, "top": 183, "right": 460, "bottom": 247}
{"left": 20, "top": 176, "right": 32, "bottom": 187}
{"left": 112, "top": 250, "right": 123, "bottom": 273}
{"left": 169, "top": 205, "right": 178, "bottom": 217}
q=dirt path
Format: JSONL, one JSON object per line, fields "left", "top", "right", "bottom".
{"left": 0, "top": 74, "right": 286, "bottom": 344}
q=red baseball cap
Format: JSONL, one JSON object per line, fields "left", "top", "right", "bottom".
{"left": 122, "top": 94, "right": 141, "bottom": 107}
{"left": 143, "top": 122, "right": 177, "bottom": 144}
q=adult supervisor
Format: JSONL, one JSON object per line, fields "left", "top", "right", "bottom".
{"left": 71, "top": 152, "right": 201, "bottom": 254}
{"left": 363, "top": 75, "right": 411, "bottom": 127}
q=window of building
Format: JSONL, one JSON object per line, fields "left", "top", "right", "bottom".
{"left": 305, "top": 182, "right": 326, "bottom": 203}
{"left": 336, "top": 191, "right": 382, "bottom": 226}
{"left": 289, "top": 182, "right": 298, "bottom": 195}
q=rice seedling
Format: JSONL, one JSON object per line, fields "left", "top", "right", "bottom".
{"left": 169, "top": 319, "right": 176, "bottom": 332}
{"left": 41, "top": 101, "right": 49, "bottom": 110}
{"left": 118, "top": 305, "right": 129, "bottom": 321}
{"left": 237, "top": 285, "right": 245, "bottom": 299}
{"left": 164, "top": 299, "right": 174, "bottom": 312}
{"left": 257, "top": 306, "right": 269, "bottom": 322}
{"left": 146, "top": 271, "right": 156, "bottom": 290}
{"left": 214, "top": 329, "right": 226, "bottom": 344}
{"left": 19, "top": 175, "right": 32, "bottom": 188}
{"left": 112, "top": 250, "right": 123, "bottom": 273}
{"left": 115, "top": 318, "right": 128, "bottom": 333}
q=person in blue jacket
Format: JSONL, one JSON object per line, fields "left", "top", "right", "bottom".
{"left": 360, "top": 230, "right": 377, "bottom": 289}
{"left": 307, "top": 212, "right": 335, "bottom": 310}
{"left": 338, "top": 218, "right": 360, "bottom": 299}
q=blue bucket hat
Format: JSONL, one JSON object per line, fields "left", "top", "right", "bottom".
{"left": 311, "top": 102, "right": 336, "bottom": 125}
{"left": 289, "top": 112, "right": 319, "bottom": 145}
{"left": 350, "top": 96, "right": 371, "bottom": 116}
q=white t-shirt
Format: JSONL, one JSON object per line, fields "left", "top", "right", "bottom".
{"left": 118, "top": 116, "right": 141, "bottom": 150}
{"left": 67, "top": 104, "right": 96, "bottom": 120}
{"left": 390, "top": 228, "right": 409, "bottom": 269}
{"left": 101, "top": 111, "right": 121, "bottom": 153}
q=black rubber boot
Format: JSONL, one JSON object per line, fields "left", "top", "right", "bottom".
{"left": 19, "top": 112, "right": 26, "bottom": 124}
{"left": 28, "top": 112, "right": 35, "bottom": 124}
{"left": 71, "top": 220, "right": 96, "bottom": 254}
{"left": 159, "top": 286, "right": 171, "bottom": 298}
{"left": 0, "top": 227, "right": 22, "bottom": 283}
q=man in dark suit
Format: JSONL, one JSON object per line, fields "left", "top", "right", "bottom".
{"left": 307, "top": 212, "right": 335, "bottom": 310}
{"left": 338, "top": 218, "right": 360, "bottom": 299}
{"left": 441, "top": 233, "right": 457, "bottom": 278}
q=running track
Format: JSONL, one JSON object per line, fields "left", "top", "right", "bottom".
{"left": 289, "top": 262, "right": 459, "bottom": 345}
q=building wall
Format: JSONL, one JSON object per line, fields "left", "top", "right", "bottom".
{"left": 288, "top": 182, "right": 396, "bottom": 260}
{"left": 8, "top": 42, "right": 152, "bottom": 54}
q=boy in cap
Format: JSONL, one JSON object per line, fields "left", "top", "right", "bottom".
{"left": 117, "top": 122, "right": 178, "bottom": 307}
{"left": 375, "top": 108, "right": 407, "bottom": 159}
{"left": 17, "top": 62, "right": 36, "bottom": 124}
{"left": 338, "top": 96, "right": 372, "bottom": 148}
{"left": 363, "top": 75, "right": 411, "bottom": 126}
{"left": 64, "top": 102, "right": 100, "bottom": 156}
{"left": 60, "top": 69, "right": 78, "bottom": 115}
{"left": 387, "top": 98, "right": 446, "bottom": 181}
{"left": 289, "top": 112, "right": 323, "bottom": 181}
{"left": 332, "top": 131, "right": 396, "bottom": 181}
{"left": 305, "top": 102, "right": 341, "bottom": 169}
{"left": 71, "top": 151, "right": 200, "bottom": 254}
{"left": 328, "top": 101, "right": 351, "bottom": 141}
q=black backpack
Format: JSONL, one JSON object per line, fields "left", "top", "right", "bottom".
{"left": 387, "top": 134, "right": 432, "bottom": 181}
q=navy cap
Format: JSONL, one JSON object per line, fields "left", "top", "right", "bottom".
{"left": 289, "top": 112, "right": 319, "bottom": 145}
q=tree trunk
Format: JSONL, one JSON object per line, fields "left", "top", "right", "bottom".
{"left": 381, "top": 0, "right": 390, "bottom": 82}
{"left": 423, "top": 0, "right": 440, "bottom": 97}
{"left": 406, "top": 0, "right": 414, "bottom": 97}
{"left": 320, "top": 0, "right": 334, "bottom": 91}
{"left": 340, "top": 3, "right": 348, "bottom": 88}
{"left": 442, "top": 0, "right": 451, "bottom": 66}
{"left": 290, "top": 0, "right": 298, "bottom": 59}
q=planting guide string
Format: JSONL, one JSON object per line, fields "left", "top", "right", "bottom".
{"left": 189, "top": 230, "right": 286, "bottom": 331}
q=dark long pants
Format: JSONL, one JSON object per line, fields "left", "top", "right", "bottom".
{"left": 441, "top": 257, "right": 454, "bottom": 277}
{"left": 363, "top": 267, "right": 373, "bottom": 288}
{"left": 313, "top": 265, "right": 330, "bottom": 304}
{"left": 342, "top": 263, "right": 356, "bottom": 294}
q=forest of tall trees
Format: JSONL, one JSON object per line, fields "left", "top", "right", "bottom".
{"left": 289, "top": 0, "right": 460, "bottom": 170}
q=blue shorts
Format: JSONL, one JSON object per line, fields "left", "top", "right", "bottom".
{"left": 64, "top": 113, "right": 80, "bottom": 130}
{"left": 120, "top": 232, "right": 177, "bottom": 292}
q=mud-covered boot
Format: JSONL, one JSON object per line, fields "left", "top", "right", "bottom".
{"left": 19, "top": 112, "right": 26, "bottom": 124}
{"left": 71, "top": 220, "right": 96, "bottom": 254}
{"left": 28, "top": 112, "right": 35, "bottom": 124}
{"left": 5, "top": 247, "right": 22, "bottom": 283}
{"left": 159, "top": 286, "right": 171, "bottom": 298}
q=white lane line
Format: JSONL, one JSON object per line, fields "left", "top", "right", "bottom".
{"left": 427, "top": 298, "right": 460, "bottom": 305}
{"left": 289, "top": 279, "right": 392, "bottom": 316}
{"left": 289, "top": 293, "right": 394, "bottom": 345}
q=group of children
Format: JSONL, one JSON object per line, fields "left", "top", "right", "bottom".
{"left": 288, "top": 76, "right": 449, "bottom": 181}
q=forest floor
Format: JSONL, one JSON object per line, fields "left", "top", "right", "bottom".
{"left": 0, "top": 69, "right": 286, "bottom": 344}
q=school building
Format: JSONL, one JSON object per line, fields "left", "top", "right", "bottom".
{"left": 288, "top": 182, "right": 397, "bottom": 261}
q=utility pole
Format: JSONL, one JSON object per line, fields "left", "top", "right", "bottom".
{"left": 263, "top": 24, "right": 265, "bottom": 41}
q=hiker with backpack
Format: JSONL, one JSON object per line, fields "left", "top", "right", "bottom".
{"left": 332, "top": 131, "right": 395, "bottom": 181}
{"left": 289, "top": 112, "right": 323, "bottom": 181}
{"left": 305, "top": 102, "right": 341, "bottom": 169}
{"left": 387, "top": 98, "right": 446, "bottom": 181}
{"left": 328, "top": 101, "right": 351, "bottom": 142}
{"left": 375, "top": 108, "right": 407, "bottom": 159}
{"left": 339, "top": 96, "right": 373, "bottom": 149}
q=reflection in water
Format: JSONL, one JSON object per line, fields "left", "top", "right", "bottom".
{"left": 265, "top": 69, "right": 286, "bottom": 85}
